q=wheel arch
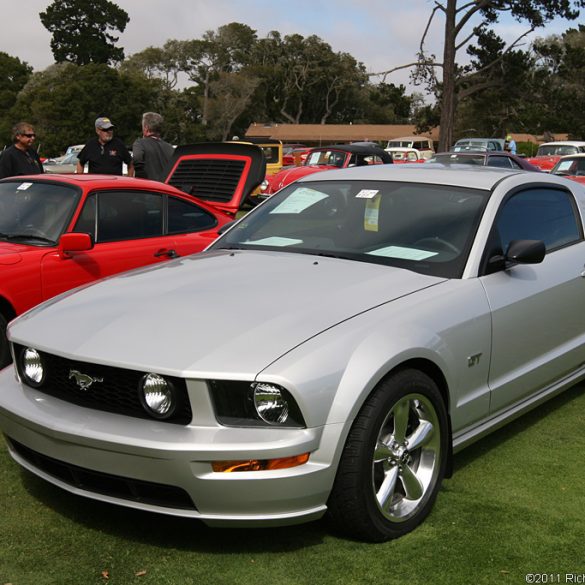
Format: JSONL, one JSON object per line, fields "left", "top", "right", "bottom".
{"left": 385, "top": 358, "right": 454, "bottom": 478}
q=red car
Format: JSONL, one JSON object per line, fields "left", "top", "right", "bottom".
{"left": 525, "top": 141, "right": 585, "bottom": 172}
{"left": 550, "top": 153, "right": 585, "bottom": 185}
{"left": 263, "top": 144, "right": 392, "bottom": 195}
{"left": 0, "top": 142, "right": 265, "bottom": 367}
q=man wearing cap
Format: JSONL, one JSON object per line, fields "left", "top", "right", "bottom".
{"left": 505, "top": 134, "right": 517, "bottom": 155}
{"left": 76, "top": 117, "right": 134, "bottom": 176}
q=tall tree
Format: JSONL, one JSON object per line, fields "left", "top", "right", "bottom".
{"left": 12, "top": 63, "right": 158, "bottom": 155}
{"left": 39, "top": 0, "right": 129, "bottom": 65}
{"left": 529, "top": 25, "right": 585, "bottom": 137}
{"left": 0, "top": 53, "right": 33, "bottom": 145}
{"left": 174, "top": 23, "right": 258, "bottom": 126}
{"left": 377, "top": 1, "right": 585, "bottom": 150}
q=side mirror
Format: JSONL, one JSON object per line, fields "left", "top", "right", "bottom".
{"left": 506, "top": 239, "right": 546, "bottom": 265}
{"left": 59, "top": 232, "right": 94, "bottom": 258}
{"left": 485, "top": 239, "right": 545, "bottom": 275}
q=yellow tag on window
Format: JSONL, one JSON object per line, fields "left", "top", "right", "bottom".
{"left": 364, "top": 194, "right": 381, "bottom": 232}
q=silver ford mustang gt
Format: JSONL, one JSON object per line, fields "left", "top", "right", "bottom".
{"left": 1, "top": 164, "right": 584, "bottom": 542}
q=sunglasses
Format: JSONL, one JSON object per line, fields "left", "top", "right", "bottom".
{"left": 98, "top": 128, "right": 114, "bottom": 132}
{"left": 21, "top": 133, "right": 36, "bottom": 138}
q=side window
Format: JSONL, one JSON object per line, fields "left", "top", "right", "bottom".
{"left": 487, "top": 156, "right": 514, "bottom": 169}
{"left": 168, "top": 196, "right": 217, "bottom": 233}
{"left": 96, "top": 191, "right": 163, "bottom": 243}
{"left": 496, "top": 188, "right": 582, "bottom": 252}
{"left": 73, "top": 194, "right": 96, "bottom": 239}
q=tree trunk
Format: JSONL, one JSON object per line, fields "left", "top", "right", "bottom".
{"left": 439, "top": 0, "right": 457, "bottom": 152}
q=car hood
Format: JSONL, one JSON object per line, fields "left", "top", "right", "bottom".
{"left": 268, "top": 166, "right": 333, "bottom": 192}
{"left": 525, "top": 155, "right": 560, "bottom": 171}
{"left": 10, "top": 250, "right": 445, "bottom": 377}
{"left": 0, "top": 241, "right": 43, "bottom": 265}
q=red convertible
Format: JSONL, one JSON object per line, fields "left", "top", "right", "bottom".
{"left": 262, "top": 144, "right": 392, "bottom": 195}
{"left": 0, "top": 142, "right": 265, "bottom": 367}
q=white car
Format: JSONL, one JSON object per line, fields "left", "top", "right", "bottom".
{"left": 1, "top": 164, "right": 584, "bottom": 542}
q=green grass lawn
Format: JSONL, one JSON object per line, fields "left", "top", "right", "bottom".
{"left": 1, "top": 382, "right": 584, "bottom": 585}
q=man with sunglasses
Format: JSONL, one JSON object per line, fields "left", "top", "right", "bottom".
{"left": 76, "top": 117, "right": 134, "bottom": 176}
{"left": 0, "top": 122, "right": 44, "bottom": 179}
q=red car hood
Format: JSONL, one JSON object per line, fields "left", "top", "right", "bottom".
{"left": 164, "top": 142, "right": 266, "bottom": 216}
{"left": 267, "top": 165, "right": 337, "bottom": 193}
{"left": 0, "top": 241, "right": 42, "bottom": 265}
{"left": 525, "top": 155, "right": 560, "bottom": 172}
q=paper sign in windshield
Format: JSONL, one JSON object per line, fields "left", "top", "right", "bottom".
{"left": 246, "top": 236, "right": 303, "bottom": 247}
{"left": 556, "top": 160, "right": 575, "bottom": 172}
{"left": 356, "top": 189, "right": 379, "bottom": 199}
{"left": 17, "top": 183, "right": 33, "bottom": 190}
{"left": 368, "top": 246, "right": 438, "bottom": 261}
{"left": 271, "top": 187, "right": 328, "bottom": 214}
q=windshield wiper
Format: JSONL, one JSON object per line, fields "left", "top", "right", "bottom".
{"left": 0, "top": 233, "right": 56, "bottom": 245}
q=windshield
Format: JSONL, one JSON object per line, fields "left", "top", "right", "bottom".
{"left": 537, "top": 145, "right": 580, "bottom": 157}
{"left": 552, "top": 157, "right": 585, "bottom": 176}
{"left": 212, "top": 179, "right": 488, "bottom": 278}
{"left": 0, "top": 180, "right": 80, "bottom": 244}
{"left": 260, "top": 145, "right": 280, "bottom": 164}
{"left": 305, "top": 150, "right": 348, "bottom": 167}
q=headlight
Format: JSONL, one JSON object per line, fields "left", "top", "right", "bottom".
{"left": 209, "top": 380, "right": 306, "bottom": 428}
{"left": 253, "top": 383, "right": 289, "bottom": 424}
{"left": 20, "top": 347, "right": 45, "bottom": 387}
{"left": 139, "top": 373, "right": 177, "bottom": 419}
{"left": 259, "top": 179, "right": 269, "bottom": 192}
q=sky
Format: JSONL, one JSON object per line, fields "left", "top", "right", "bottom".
{"left": 0, "top": 0, "right": 579, "bottom": 94}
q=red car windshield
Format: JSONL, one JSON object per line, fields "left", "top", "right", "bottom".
{"left": 305, "top": 150, "right": 348, "bottom": 167}
{"left": 537, "top": 145, "right": 580, "bottom": 157}
{"left": 0, "top": 180, "right": 79, "bottom": 244}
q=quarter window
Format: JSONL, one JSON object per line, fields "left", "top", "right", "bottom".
{"left": 168, "top": 196, "right": 217, "bottom": 233}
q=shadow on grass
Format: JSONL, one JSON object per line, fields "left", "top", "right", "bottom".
{"left": 452, "top": 381, "right": 585, "bottom": 472}
{"left": 19, "top": 469, "right": 329, "bottom": 553}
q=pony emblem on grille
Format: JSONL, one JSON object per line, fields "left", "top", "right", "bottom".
{"left": 68, "top": 369, "right": 104, "bottom": 390}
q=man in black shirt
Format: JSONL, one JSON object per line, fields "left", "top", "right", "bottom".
{"left": 76, "top": 117, "right": 134, "bottom": 176}
{"left": 0, "top": 122, "right": 44, "bottom": 179}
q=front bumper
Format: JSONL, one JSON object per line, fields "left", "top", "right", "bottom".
{"left": 0, "top": 367, "right": 341, "bottom": 526}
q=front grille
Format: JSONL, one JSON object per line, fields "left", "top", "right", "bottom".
{"left": 13, "top": 345, "right": 192, "bottom": 424}
{"left": 167, "top": 158, "right": 245, "bottom": 202}
{"left": 8, "top": 438, "right": 196, "bottom": 510}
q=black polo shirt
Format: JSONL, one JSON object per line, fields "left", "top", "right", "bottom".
{"left": 78, "top": 137, "right": 132, "bottom": 175}
{"left": 0, "top": 145, "right": 44, "bottom": 179}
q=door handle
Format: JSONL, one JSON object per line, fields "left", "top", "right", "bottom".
{"left": 154, "top": 248, "right": 179, "bottom": 259}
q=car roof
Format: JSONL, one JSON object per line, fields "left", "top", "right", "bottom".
{"left": 558, "top": 153, "right": 585, "bottom": 159}
{"left": 540, "top": 141, "right": 585, "bottom": 147}
{"left": 298, "top": 162, "right": 538, "bottom": 191}
{"left": 388, "top": 136, "right": 432, "bottom": 141}
{"left": 1, "top": 174, "right": 177, "bottom": 190}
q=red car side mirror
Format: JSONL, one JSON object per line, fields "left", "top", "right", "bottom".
{"left": 59, "top": 232, "right": 94, "bottom": 258}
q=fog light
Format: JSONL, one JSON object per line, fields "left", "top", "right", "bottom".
{"left": 212, "top": 453, "right": 310, "bottom": 472}
{"left": 139, "top": 373, "right": 176, "bottom": 419}
{"left": 253, "top": 383, "right": 289, "bottom": 424}
{"left": 21, "top": 348, "right": 45, "bottom": 387}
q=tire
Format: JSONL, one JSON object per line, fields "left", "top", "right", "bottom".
{"left": 0, "top": 314, "right": 10, "bottom": 369}
{"left": 327, "top": 369, "right": 448, "bottom": 542}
